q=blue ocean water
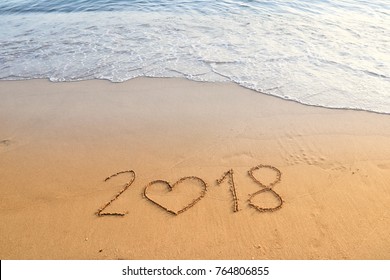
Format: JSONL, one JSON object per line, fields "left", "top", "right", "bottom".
{"left": 0, "top": 0, "right": 389, "bottom": 113}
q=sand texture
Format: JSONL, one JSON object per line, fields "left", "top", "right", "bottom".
{"left": 0, "top": 78, "right": 389, "bottom": 259}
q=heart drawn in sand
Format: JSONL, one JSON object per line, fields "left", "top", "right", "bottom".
{"left": 143, "top": 176, "right": 208, "bottom": 215}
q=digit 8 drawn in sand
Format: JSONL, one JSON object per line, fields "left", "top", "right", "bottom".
{"left": 247, "top": 165, "right": 283, "bottom": 212}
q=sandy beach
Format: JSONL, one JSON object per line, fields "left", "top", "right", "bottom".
{"left": 0, "top": 77, "right": 389, "bottom": 260}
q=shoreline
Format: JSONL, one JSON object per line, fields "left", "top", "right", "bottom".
{"left": 1, "top": 77, "right": 389, "bottom": 116}
{"left": 0, "top": 77, "right": 389, "bottom": 259}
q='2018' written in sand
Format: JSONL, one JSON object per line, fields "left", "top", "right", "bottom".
{"left": 95, "top": 165, "right": 284, "bottom": 216}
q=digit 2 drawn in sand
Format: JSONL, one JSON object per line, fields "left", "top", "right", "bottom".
{"left": 247, "top": 165, "right": 283, "bottom": 212}
{"left": 96, "top": 170, "right": 136, "bottom": 216}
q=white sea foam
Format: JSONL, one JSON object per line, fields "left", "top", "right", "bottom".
{"left": 0, "top": 1, "right": 389, "bottom": 113}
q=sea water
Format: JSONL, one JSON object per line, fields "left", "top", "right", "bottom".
{"left": 0, "top": 0, "right": 389, "bottom": 113}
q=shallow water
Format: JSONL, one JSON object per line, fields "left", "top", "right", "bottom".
{"left": 0, "top": 0, "right": 389, "bottom": 113}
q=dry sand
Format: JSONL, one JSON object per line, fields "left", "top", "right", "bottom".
{"left": 0, "top": 78, "right": 389, "bottom": 260}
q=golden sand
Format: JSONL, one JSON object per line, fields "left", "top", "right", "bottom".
{"left": 0, "top": 78, "right": 389, "bottom": 259}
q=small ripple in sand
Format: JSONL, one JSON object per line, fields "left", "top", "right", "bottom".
{"left": 0, "top": 139, "right": 13, "bottom": 151}
{"left": 0, "top": 139, "right": 11, "bottom": 146}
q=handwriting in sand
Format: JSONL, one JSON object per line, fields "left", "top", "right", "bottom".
{"left": 96, "top": 164, "right": 284, "bottom": 216}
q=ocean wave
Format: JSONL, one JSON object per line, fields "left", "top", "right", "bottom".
{"left": 0, "top": 1, "right": 389, "bottom": 114}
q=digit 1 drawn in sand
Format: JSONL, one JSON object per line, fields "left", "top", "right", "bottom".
{"left": 247, "top": 165, "right": 283, "bottom": 212}
{"left": 216, "top": 169, "right": 240, "bottom": 212}
{"left": 96, "top": 170, "right": 136, "bottom": 217}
